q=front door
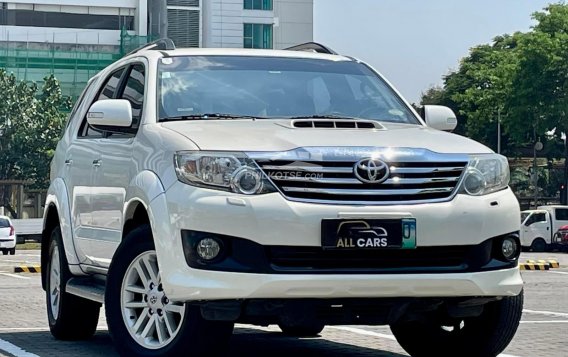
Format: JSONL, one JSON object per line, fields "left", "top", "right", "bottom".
{"left": 89, "top": 63, "right": 146, "bottom": 268}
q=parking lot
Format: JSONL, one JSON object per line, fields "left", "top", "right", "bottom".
{"left": 0, "top": 250, "right": 567, "bottom": 357}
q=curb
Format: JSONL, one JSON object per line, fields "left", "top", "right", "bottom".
{"left": 519, "top": 263, "right": 549, "bottom": 271}
{"left": 13, "top": 266, "right": 41, "bottom": 273}
{"left": 526, "top": 259, "right": 560, "bottom": 269}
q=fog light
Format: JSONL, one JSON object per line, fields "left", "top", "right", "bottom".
{"left": 501, "top": 237, "right": 518, "bottom": 260}
{"left": 196, "top": 238, "right": 221, "bottom": 260}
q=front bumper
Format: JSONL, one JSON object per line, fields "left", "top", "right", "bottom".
{"left": 151, "top": 183, "right": 522, "bottom": 301}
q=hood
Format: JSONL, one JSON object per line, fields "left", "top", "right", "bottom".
{"left": 160, "top": 119, "right": 492, "bottom": 154}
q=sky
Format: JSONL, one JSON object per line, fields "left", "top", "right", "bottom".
{"left": 314, "top": 0, "right": 554, "bottom": 103}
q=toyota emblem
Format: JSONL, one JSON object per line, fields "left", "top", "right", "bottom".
{"left": 353, "top": 158, "right": 390, "bottom": 183}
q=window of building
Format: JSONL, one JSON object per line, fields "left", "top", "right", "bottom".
{"left": 244, "top": 0, "right": 272, "bottom": 10}
{"left": 243, "top": 24, "right": 273, "bottom": 49}
{"left": 0, "top": 8, "right": 134, "bottom": 30}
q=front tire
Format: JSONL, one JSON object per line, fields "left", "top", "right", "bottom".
{"left": 391, "top": 291, "right": 523, "bottom": 357}
{"left": 530, "top": 238, "right": 547, "bottom": 252}
{"left": 105, "top": 225, "right": 234, "bottom": 357}
{"left": 46, "top": 227, "right": 101, "bottom": 340}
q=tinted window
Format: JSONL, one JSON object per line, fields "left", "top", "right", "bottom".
{"left": 556, "top": 209, "right": 568, "bottom": 221}
{"left": 526, "top": 213, "right": 546, "bottom": 226}
{"left": 65, "top": 80, "right": 96, "bottom": 130}
{"left": 79, "top": 68, "right": 125, "bottom": 138}
{"left": 158, "top": 56, "right": 419, "bottom": 124}
{"left": 0, "top": 218, "right": 9, "bottom": 227}
{"left": 0, "top": 9, "right": 133, "bottom": 30}
{"left": 119, "top": 64, "right": 145, "bottom": 129}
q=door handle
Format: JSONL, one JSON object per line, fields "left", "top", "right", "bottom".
{"left": 64, "top": 159, "right": 73, "bottom": 165}
{"left": 92, "top": 159, "right": 102, "bottom": 167}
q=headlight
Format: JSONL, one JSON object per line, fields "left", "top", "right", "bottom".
{"left": 460, "top": 154, "right": 510, "bottom": 196}
{"left": 174, "top": 151, "right": 277, "bottom": 195}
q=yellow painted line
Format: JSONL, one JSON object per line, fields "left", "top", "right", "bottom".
{"left": 12, "top": 266, "right": 41, "bottom": 273}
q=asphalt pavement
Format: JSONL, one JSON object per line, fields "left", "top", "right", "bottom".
{"left": 0, "top": 250, "right": 566, "bottom": 357}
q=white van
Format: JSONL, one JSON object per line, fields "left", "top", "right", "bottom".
{"left": 520, "top": 205, "right": 568, "bottom": 251}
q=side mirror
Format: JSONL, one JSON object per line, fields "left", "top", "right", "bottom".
{"left": 87, "top": 99, "right": 133, "bottom": 132}
{"left": 423, "top": 105, "right": 458, "bottom": 132}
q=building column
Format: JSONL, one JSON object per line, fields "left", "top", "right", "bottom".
{"left": 137, "top": 0, "right": 149, "bottom": 36}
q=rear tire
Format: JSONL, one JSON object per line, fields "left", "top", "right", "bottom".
{"left": 46, "top": 226, "right": 101, "bottom": 340}
{"left": 9, "top": 248, "right": 15, "bottom": 255}
{"left": 530, "top": 238, "right": 547, "bottom": 252}
{"left": 105, "top": 224, "right": 234, "bottom": 357}
{"left": 391, "top": 291, "right": 523, "bottom": 357}
{"left": 278, "top": 321, "right": 325, "bottom": 337}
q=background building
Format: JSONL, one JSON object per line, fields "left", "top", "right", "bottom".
{"left": 0, "top": 0, "right": 313, "bottom": 98}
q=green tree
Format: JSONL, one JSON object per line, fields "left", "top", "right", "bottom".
{"left": 506, "top": 4, "right": 568, "bottom": 180}
{"left": 0, "top": 70, "right": 70, "bottom": 217}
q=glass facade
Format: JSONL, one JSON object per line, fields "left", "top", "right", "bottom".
{"left": 244, "top": 0, "right": 273, "bottom": 11}
{"left": 243, "top": 23, "right": 273, "bottom": 49}
{"left": 0, "top": 9, "right": 133, "bottom": 30}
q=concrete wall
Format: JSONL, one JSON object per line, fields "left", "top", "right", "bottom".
{"left": 273, "top": 0, "right": 313, "bottom": 49}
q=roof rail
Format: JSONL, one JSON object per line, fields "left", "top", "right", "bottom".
{"left": 284, "top": 42, "right": 338, "bottom": 55}
{"left": 126, "top": 38, "right": 176, "bottom": 56}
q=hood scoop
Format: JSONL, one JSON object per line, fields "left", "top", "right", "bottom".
{"left": 290, "top": 119, "right": 384, "bottom": 130}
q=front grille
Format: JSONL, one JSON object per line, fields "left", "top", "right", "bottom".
{"left": 267, "top": 245, "right": 475, "bottom": 272}
{"left": 256, "top": 159, "right": 468, "bottom": 204}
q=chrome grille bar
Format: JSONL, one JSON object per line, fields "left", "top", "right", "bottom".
{"left": 281, "top": 187, "right": 454, "bottom": 196}
{"left": 269, "top": 176, "right": 460, "bottom": 185}
{"left": 261, "top": 165, "right": 353, "bottom": 173}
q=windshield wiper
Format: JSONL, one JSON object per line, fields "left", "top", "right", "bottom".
{"left": 161, "top": 113, "right": 264, "bottom": 121}
{"left": 288, "top": 114, "right": 361, "bottom": 120}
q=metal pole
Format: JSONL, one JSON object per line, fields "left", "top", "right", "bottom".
{"left": 497, "top": 108, "right": 501, "bottom": 154}
{"left": 533, "top": 127, "right": 538, "bottom": 209}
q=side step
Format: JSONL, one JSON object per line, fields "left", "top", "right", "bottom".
{"left": 66, "top": 277, "right": 106, "bottom": 304}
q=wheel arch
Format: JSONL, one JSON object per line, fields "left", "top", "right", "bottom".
{"left": 122, "top": 170, "right": 167, "bottom": 244}
{"left": 42, "top": 178, "right": 83, "bottom": 290}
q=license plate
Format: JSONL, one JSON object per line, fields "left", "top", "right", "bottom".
{"left": 321, "top": 218, "right": 416, "bottom": 249}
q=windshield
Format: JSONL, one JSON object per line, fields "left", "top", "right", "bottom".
{"left": 521, "top": 212, "right": 530, "bottom": 224}
{"left": 158, "top": 56, "right": 419, "bottom": 124}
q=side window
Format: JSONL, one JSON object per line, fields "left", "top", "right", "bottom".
{"left": 528, "top": 213, "right": 546, "bottom": 225}
{"left": 78, "top": 68, "right": 125, "bottom": 138}
{"left": 118, "top": 64, "right": 145, "bottom": 130}
{"left": 65, "top": 80, "right": 95, "bottom": 130}
{"left": 556, "top": 209, "right": 568, "bottom": 221}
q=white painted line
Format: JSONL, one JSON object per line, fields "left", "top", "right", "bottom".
{"left": 548, "top": 271, "right": 568, "bottom": 275}
{"left": 520, "top": 320, "right": 568, "bottom": 324}
{"left": 523, "top": 309, "right": 568, "bottom": 318}
{"left": 0, "top": 328, "right": 49, "bottom": 332}
{"left": 0, "top": 337, "right": 41, "bottom": 357}
{"left": 0, "top": 273, "right": 30, "bottom": 280}
{"left": 326, "top": 326, "right": 396, "bottom": 341}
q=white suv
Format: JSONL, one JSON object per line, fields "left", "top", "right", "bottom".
{"left": 42, "top": 40, "right": 523, "bottom": 357}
